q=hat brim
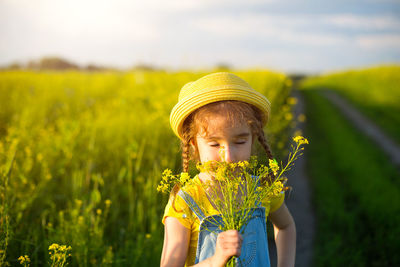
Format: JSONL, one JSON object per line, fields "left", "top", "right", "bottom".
{"left": 170, "top": 86, "right": 271, "bottom": 140}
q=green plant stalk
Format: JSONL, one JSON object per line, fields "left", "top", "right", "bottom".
{"left": 0, "top": 139, "right": 18, "bottom": 266}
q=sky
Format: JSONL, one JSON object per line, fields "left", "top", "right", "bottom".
{"left": 1, "top": 0, "right": 400, "bottom": 74}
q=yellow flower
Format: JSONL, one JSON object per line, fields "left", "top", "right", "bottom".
{"left": 157, "top": 183, "right": 164, "bottom": 192}
{"left": 162, "top": 169, "right": 172, "bottom": 180}
{"left": 157, "top": 182, "right": 169, "bottom": 193}
{"left": 216, "top": 165, "right": 228, "bottom": 181}
{"left": 237, "top": 161, "right": 249, "bottom": 169}
{"left": 293, "top": 135, "right": 309, "bottom": 145}
{"left": 61, "top": 245, "right": 71, "bottom": 252}
{"left": 273, "top": 181, "right": 284, "bottom": 195}
{"left": 105, "top": 199, "right": 112, "bottom": 207}
{"left": 161, "top": 169, "right": 173, "bottom": 183}
{"left": 179, "top": 172, "right": 190, "bottom": 185}
{"left": 18, "top": 255, "right": 30, "bottom": 265}
{"left": 228, "top": 162, "right": 237, "bottom": 170}
{"left": 49, "top": 243, "right": 59, "bottom": 251}
{"left": 96, "top": 209, "right": 102, "bottom": 215}
{"left": 268, "top": 159, "right": 279, "bottom": 176}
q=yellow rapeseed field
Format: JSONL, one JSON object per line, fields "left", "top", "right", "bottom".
{"left": 0, "top": 70, "right": 295, "bottom": 266}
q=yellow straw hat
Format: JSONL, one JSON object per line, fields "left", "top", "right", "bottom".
{"left": 170, "top": 72, "right": 271, "bottom": 140}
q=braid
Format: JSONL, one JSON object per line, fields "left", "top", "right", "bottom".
{"left": 181, "top": 141, "right": 191, "bottom": 173}
{"left": 170, "top": 120, "right": 193, "bottom": 213}
{"left": 180, "top": 116, "right": 194, "bottom": 173}
{"left": 257, "top": 129, "right": 276, "bottom": 184}
{"left": 250, "top": 105, "right": 274, "bottom": 160}
{"left": 257, "top": 131, "right": 274, "bottom": 160}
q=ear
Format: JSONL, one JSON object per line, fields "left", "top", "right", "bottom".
{"left": 190, "top": 138, "right": 201, "bottom": 162}
{"left": 190, "top": 138, "right": 197, "bottom": 150}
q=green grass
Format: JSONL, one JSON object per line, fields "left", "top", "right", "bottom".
{"left": 301, "top": 88, "right": 400, "bottom": 267}
{"left": 301, "top": 65, "right": 400, "bottom": 144}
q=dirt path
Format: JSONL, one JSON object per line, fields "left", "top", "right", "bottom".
{"left": 269, "top": 89, "right": 316, "bottom": 267}
{"left": 320, "top": 90, "right": 400, "bottom": 169}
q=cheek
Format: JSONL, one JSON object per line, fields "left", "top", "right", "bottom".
{"left": 242, "top": 142, "right": 253, "bottom": 159}
{"left": 200, "top": 149, "right": 219, "bottom": 162}
{"left": 196, "top": 142, "right": 214, "bottom": 162}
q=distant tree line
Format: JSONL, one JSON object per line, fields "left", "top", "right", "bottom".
{"left": 1, "top": 57, "right": 110, "bottom": 71}
{"left": 1, "top": 57, "right": 165, "bottom": 71}
{"left": 1, "top": 57, "right": 234, "bottom": 72}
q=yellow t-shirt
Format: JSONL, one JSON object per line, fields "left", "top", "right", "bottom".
{"left": 162, "top": 175, "right": 285, "bottom": 266}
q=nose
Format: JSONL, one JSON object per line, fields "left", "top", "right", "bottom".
{"left": 219, "top": 145, "right": 234, "bottom": 163}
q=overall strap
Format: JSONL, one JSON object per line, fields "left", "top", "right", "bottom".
{"left": 178, "top": 190, "right": 206, "bottom": 221}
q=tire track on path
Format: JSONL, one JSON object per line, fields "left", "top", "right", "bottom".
{"left": 269, "top": 88, "right": 315, "bottom": 267}
{"left": 320, "top": 89, "right": 400, "bottom": 170}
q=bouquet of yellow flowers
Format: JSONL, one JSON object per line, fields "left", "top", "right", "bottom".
{"left": 158, "top": 136, "right": 308, "bottom": 266}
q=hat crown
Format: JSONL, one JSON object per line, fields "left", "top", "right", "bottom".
{"left": 178, "top": 72, "right": 252, "bottom": 101}
{"left": 170, "top": 72, "right": 271, "bottom": 140}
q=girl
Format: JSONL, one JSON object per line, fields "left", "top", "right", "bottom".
{"left": 160, "top": 72, "right": 296, "bottom": 267}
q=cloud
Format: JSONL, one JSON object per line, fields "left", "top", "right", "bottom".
{"left": 193, "top": 12, "right": 400, "bottom": 49}
{"left": 324, "top": 14, "right": 400, "bottom": 30}
{"left": 193, "top": 14, "right": 348, "bottom": 46}
{"left": 356, "top": 34, "right": 400, "bottom": 49}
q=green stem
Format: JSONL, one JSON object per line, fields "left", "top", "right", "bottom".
{"left": 276, "top": 143, "right": 302, "bottom": 180}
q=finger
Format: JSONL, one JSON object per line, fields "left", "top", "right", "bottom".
{"left": 222, "top": 240, "right": 242, "bottom": 250}
{"left": 226, "top": 247, "right": 241, "bottom": 257}
{"left": 223, "top": 233, "right": 242, "bottom": 243}
{"left": 224, "top": 230, "right": 241, "bottom": 239}
{"left": 225, "top": 229, "right": 239, "bottom": 235}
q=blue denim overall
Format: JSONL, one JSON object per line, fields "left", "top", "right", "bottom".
{"left": 178, "top": 190, "right": 271, "bottom": 266}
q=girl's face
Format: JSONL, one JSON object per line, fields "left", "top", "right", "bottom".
{"left": 194, "top": 114, "right": 253, "bottom": 163}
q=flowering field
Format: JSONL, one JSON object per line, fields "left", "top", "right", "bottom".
{"left": 0, "top": 70, "right": 294, "bottom": 266}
